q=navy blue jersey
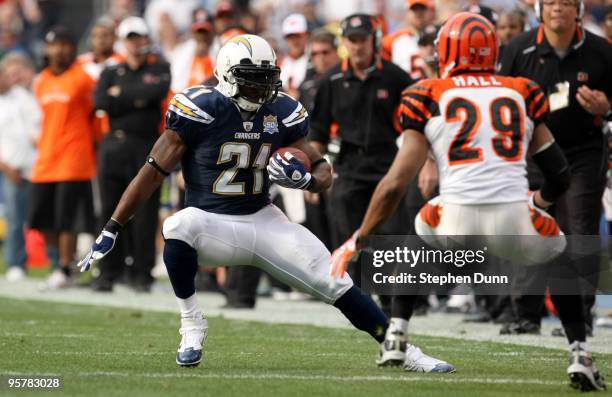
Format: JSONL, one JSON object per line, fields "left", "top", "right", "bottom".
{"left": 166, "top": 86, "right": 309, "bottom": 215}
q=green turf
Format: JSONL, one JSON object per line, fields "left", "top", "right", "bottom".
{"left": 0, "top": 297, "right": 609, "bottom": 397}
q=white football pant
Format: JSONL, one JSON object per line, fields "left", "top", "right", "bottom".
{"left": 415, "top": 196, "right": 566, "bottom": 266}
{"left": 162, "top": 204, "right": 353, "bottom": 303}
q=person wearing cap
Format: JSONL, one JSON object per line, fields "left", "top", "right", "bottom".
{"left": 92, "top": 16, "right": 171, "bottom": 292}
{"left": 214, "top": 0, "right": 238, "bottom": 35}
{"left": 280, "top": 13, "right": 309, "bottom": 98}
{"left": 310, "top": 13, "right": 413, "bottom": 276}
{"left": 28, "top": 26, "right": 97, "bottom": 289}
{"left": 381, "top": 0, "right": 436, "bottom": 80}
{"left": 498, "top": 0, "right": 612, "bottom": 354}
{"left": 171, "top": 8, "right": 215, "bottom": 93}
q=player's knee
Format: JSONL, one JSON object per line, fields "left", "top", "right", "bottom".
{"left": 162, "top": 212, "right": 194, "bottom": 246}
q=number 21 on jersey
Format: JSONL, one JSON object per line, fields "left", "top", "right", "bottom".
{"left": 213, "top": 142, "right": 271, "bottom": 195}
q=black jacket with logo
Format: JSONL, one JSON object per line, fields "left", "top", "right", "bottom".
{"left": 499, "top": 27, "right": 612, "bottom": 152}
{"left": 309, "top": 58, "right": 413, "bottom": 181}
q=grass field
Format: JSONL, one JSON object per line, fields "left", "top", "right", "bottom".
{"left": 1, "top": 297, "right": 609, "bottom": 397}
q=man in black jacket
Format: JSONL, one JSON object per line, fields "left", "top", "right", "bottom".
{"left": 93, "top": 17, "right": 171, "bottom": 292}
{"left": 498, "top": 0, "right": 611, "bottom": 391}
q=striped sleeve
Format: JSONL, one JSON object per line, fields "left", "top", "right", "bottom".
{"left": 396, "top": 82, "right": 438, "bottom": 134}
{"left": 523, "top": 80, "right": 548, "bottom": 126}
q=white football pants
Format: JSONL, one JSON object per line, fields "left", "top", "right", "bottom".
{"left": 415, "top": 196, "right": 567, "bottom": 266}
{"left": 162, "top": 204, "right": 353, "bottom": 303}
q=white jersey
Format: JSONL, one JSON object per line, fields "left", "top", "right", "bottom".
{"left": 398, "top": 74, "right": 549, "bottom": 205}
{"left": 381, "top": 28, "right": 425, "bottom": 80}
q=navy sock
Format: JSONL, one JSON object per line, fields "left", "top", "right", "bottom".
{"left": 333, "top": 286, "right": 389, "bottom": 343}
{"left": 163, "top": 239, "right": 199, "bottom": 299}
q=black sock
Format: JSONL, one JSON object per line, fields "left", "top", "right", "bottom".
{"left": 334, "top": 286, "right": 389, "bottom": 343}
{"left": 551, "top": 294, "right": 586, "bottom": 343}
{"left": 163, "top": 239, "right": 199, "bottom": 299}
{"left": 61, "top": 266, "right": 71, "bottom": 277}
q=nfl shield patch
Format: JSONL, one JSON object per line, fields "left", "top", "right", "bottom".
{"left": 263, "top": 115, "right": 279, "bottom": 134}
{"left": 243, "top": 121, "right": 253, "bottom": 131}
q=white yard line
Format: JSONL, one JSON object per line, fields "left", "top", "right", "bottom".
{"left": 1, "top": 370, "right": 566, "bottom": 386}
{"left": 1, "top": 278, "right": 612, "bottom": 354}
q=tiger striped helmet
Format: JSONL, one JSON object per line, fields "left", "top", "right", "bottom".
{"left": 436, "top": 12, "right": 498, "bottom": 79}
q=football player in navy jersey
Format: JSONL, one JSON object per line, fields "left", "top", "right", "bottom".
{"left": 77, "top": 35, "right": 391, "bottom": 368}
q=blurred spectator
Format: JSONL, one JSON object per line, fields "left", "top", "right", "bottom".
{"left": 215, "top": 1, "right": 239, "bottom": 34}
{"left": 0, "top": 22, "right": 28, "bottom": 58}
{"left": 171, "top": 8, "right": 215, "bottom": 93}
{"left": 381, "top": 0, "right": 437, "bottom": 80}
{"left": 104, "top": 0, "right": 138, "bottom": 25}
{"left": 92, "top": 17, "right": 170, "bottom": 292}
{"left": 78, "top": 17, "right": 123, "bottom": 81}
{"left": 0, "top": 56, "right": 40, "bottom": 282}
{"left": 144, "top": 0, "right": 201, "bottom": 42}
{"left": 280, "top": 13, "right": 309, "bottom": 97}
{"left": 464, "top": 0, "right": 499, "bottom": 25}
{"left": 604, "top": 4, "right": 612, "bottom": 42}
{"left": 300, "top": 0, "right": 325, "bottom": 31}
{"left": 298, "top": 29, "right": 339, "bottom": 111}
{"left": 497, "top": 9, "right": 527, "bottom": 46}
{"left": 1, "top": 51, "right": 36, "bottom": 89}
{"left": 29, "top": 26, "right": 97, "bottom": 289}
{"left": 298, "top": 29, "right": 339, "bottom": 250}
{"left": 309, "top": 13, "right": 413, "bottom": 272}
{"left": 416, "top": 29, "right": 438, "bottom": 79}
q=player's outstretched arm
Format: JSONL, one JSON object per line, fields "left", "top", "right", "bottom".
{"left": 330, "top": 130, "right": 429, "bottom": 279}
{"left": 291, "top": 138, "right": 332, "bottom": 192}
{"left": 359, "top": 130, "right": 429, "bottom": 237}
{"left": 77, "top": 129, "right": 186, "bottom": 272}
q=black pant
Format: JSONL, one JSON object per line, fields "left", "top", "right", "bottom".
{"left": 512, "top": 145, "right": 606, "bottom": 337}
{"left": 97, "top": 133, "right": 160, "bottom": 286}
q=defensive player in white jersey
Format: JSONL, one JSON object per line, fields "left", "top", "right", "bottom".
{"left": 332, "top": 12, "right": 605, "bottom": 391}
{"left": 75, "top": 34, "right": 407, "bottom": 371}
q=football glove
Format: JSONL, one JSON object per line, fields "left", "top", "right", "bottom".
{"left": 77, "top": 222, "right": 120, "bottom": 272}
{"left": 267, "top": 152, "right": 312, "bottom": 190}
{"left": 330, "top": 230, "right": 360, "bottom": 279}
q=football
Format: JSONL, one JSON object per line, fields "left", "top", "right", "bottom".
{"left": 273, "top": 147, "right": 311, "bottom": 172}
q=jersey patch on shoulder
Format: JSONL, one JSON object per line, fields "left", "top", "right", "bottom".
{"left": 168, "top": 92, "right": 215, "bottom": 124}
{"left": 282, "top": 101, "right": 308, "bottom": 127}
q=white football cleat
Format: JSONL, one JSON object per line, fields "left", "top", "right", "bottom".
{"left": 376, "top": 330, "right": 407, "bottom": 367}
{"left": 6, "top": 266, "right": 26, "bottom": 282}
{"left": 42, "top": 269, "right": 72, "bottom": 290}
{"left": 176, "top": 312, "right": 208, "bottom": 367}
{"left": 403, "top": 344, "right": 456, "bottom": 373}
{"left": 567, "top": 342, "right": 606, "bottom": 391}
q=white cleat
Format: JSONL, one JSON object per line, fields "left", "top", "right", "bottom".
{"left": 403, "top": 344, "right": 456, "bottom": 373}
{"left": 40, "top": 269, "right": 72, "bottom": 290}
{"left": 176, "top": 313, "right": 208, "bottom": 367}
{"left": 567, "top": 342, "right": 606, "bottom": 391}
{"left": 6, "top": 267, "right": 26, "bottom": 282}
{"left": 376, "top": 330, "right": 407, "bottom": 367}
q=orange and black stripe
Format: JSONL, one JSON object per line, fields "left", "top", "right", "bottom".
{"left": 397, "top": 81, "right": 439, "bottom": 133}
{"left": 420, "top": 202, "right": 442, "bottom": 228}
{"left": 523, "top": 80, "right": 548, "bottom": 125}
{"left": 530, "top": 208, "right": 561, "bottom": 237}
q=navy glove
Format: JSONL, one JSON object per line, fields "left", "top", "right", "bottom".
{"left": 267, "top": 152, "right": 313, "bottom": 190}
{"left": 77, "top": 219, "right": 121, "bottom": 272}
